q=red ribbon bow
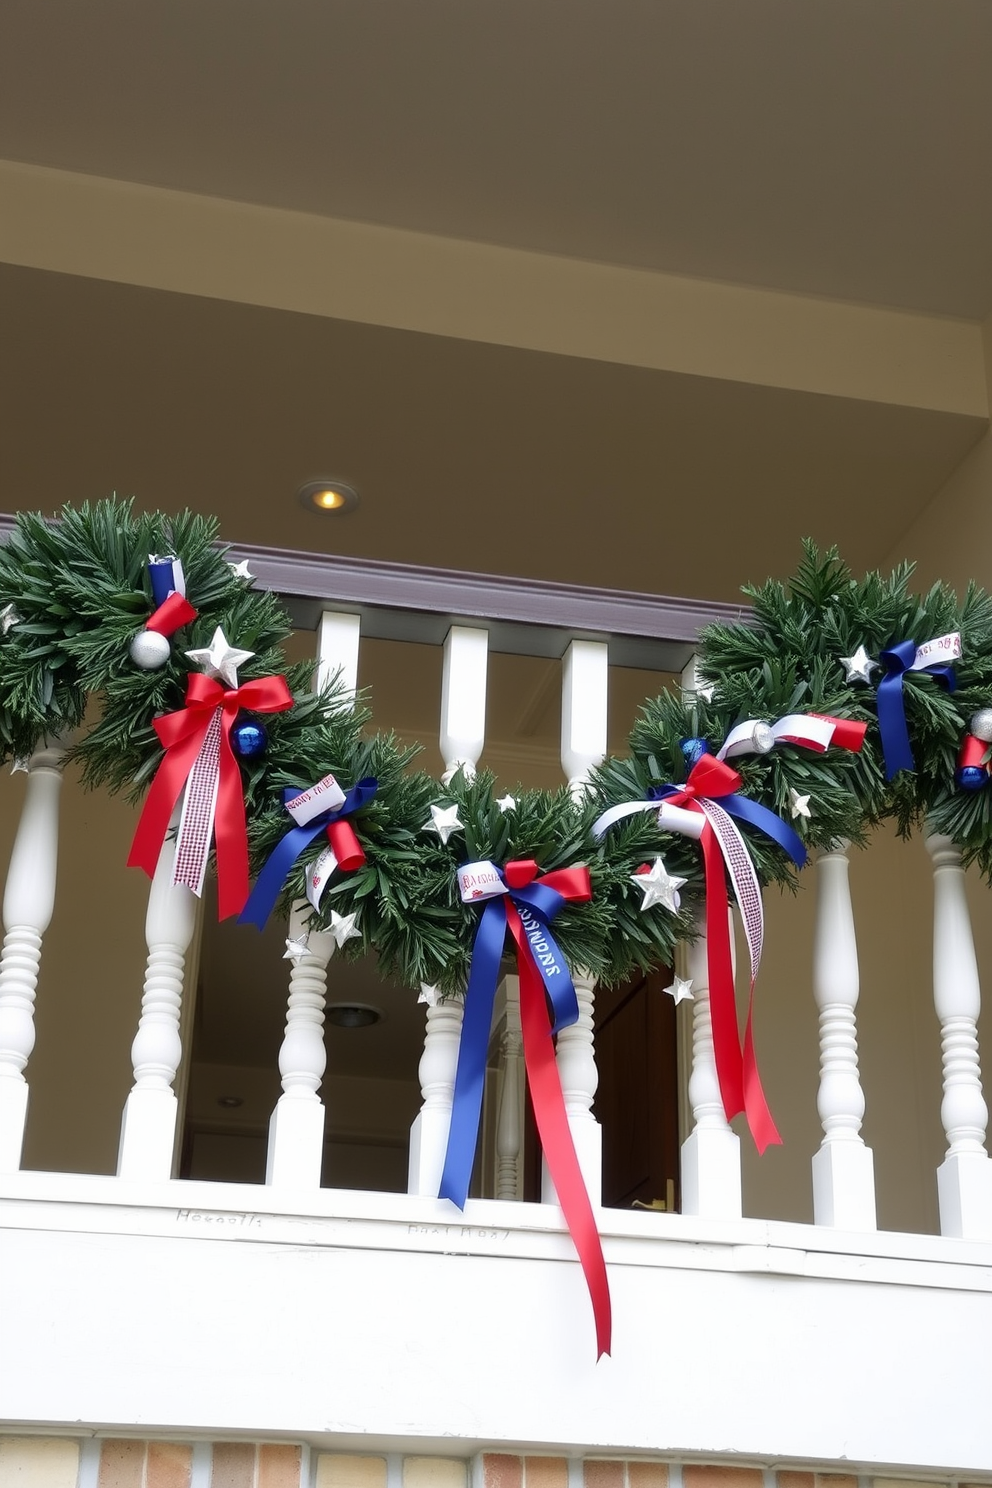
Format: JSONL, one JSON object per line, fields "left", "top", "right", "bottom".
{"left": 128, "top": 672, "right": 293, "bottom": 919}
{"left": 662, "top": 754, "right": 781, "bottom": 1154}
{"left": 146, "top": 590, "right": 198, "bottom": 637}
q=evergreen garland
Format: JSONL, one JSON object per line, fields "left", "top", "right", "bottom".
{"left": 699, "top": 543, "right": 992, "bottom": 874}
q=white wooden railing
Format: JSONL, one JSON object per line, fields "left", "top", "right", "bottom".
{"left": 2, "top": 538, "right": 992, "bottom": 1241}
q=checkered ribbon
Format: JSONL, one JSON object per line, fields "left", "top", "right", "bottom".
{"left": 128, "top": 672, "right": 293, "bottom": 919}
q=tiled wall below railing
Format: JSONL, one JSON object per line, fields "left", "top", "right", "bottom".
{"left": 2, "top": 1438, "right": 990, "bottom": 1488}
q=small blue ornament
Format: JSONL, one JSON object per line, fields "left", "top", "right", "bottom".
{"left": 231, "top": 718, "right": 268, "bottom": 760}
{"left": 956, "top": 765, "right": 988, "bottom": 792}
{"left": 680, "top": 736, "right": 708, "bottom": 769}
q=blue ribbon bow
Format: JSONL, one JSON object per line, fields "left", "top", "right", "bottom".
{"left": 440, "top": 868, "right": 580, "bottom": 1209}
{"left": 238, "top": 777, "right": 378, "bottom": 929}
{"left": 650, "top": 768, "right": 807, "bottom": 870}
{"left": 877, "top": 640, "right": 956, "bottom": 780}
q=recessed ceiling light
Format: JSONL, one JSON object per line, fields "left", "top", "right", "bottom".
{"left": 217, "top": 1095, "right": 244, "bottom": 1109}
{"left": 326, "top": 1002, "right": 383, "bottom": 1030}
{"left": 298, "top": 479, "right": 360, "bottom": 515}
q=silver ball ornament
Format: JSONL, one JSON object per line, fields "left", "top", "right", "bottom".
{"left": 129, "top": 629, "right": 171, "bottom": 670}
{"left": 751, "top": 722, "right": 776, "bottom": 754}
{"left": 970, "top": 709, "right": 992, "bottom": 743}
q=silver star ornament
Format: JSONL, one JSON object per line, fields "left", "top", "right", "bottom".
{"left": 789, "top": 789, "right": 812, "bottom": 820}
{"left": 496, "top": 794, "right": 517, "bottom": 813}
{"left": 424, "top": 802, "right": 464, "bottom": 844}
{"left": 0, "top": 602, "right": 22, "bottom": 635}
{"left": 327, "top": 910, "right": 361, "bottom": 949}
{"left": 631, "top": 857, "right": 687, "bottom": 913}
{"left": 840, "top": 644, "right": 878, "bottom": 685}
{"left": 418, "top": 983, "right": 441, "bottom": 1007}
{"left": 185, "top": 626, "right": 255, "bottom": 688}
{"left": 228, "top": 559, "right": 254, "bottom": 581}
{"left": 666, "top": 976, "right": 694, "bottom": 1005}
{"left": 283, "top": 936, "right": 311, "bottom": 963}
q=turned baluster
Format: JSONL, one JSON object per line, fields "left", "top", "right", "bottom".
{"left": 545, "top": 639, "right": 610, "bottom": 1201}
{"left": 926, "top": 830, "right": 992, "bottom": 1239}
{"left": 118, "top": 806, "right": 197, "bottom": 1180}
{"left": 267, "top": 902, "right": 335, "bottom": 1188}
{"left": 0, "top": 741, "right": 67, "bottom": 1173}
{"left": 408, "top": 991, "right": 465, "bottom": 1196}
{"left": 811, "top": 841, "right": 876, "bottom": 1229}
{"left": 495, "top": 975, "right": 523, "bottom": 1200}
{"left": 680, "top": 908, "right": 743, "bottom": 1219}
{"left": 440, "top": 625, "right": 488, "bottom": 784}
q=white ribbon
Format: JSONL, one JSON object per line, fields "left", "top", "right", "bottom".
{"left": 306, "top": 845, "right": 339, "bottom": 911}
{"left": 286, "top": 771, "right": 346, "bottom": 827}
{"left": 716, "top": 713, "right": 836, "bottom": 762}
{"left": 910, "top": 631, "right": 961, "bottom": 670}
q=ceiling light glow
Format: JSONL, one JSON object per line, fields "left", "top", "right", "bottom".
{"left": 298, "top": 479, "right": 360, "bottom": 515}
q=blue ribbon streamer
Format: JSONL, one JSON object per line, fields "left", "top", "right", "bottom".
{"left": 439, "top": 870, "right": 579, "bottom": 1209}
{"left": 877, "top": 639, "right": 956, "bottom": 780}
{"left": 238, "top": 777, "right": 378, "bottom": 929}
{"left": 650, "top": 782, "right": 808, "bottom": 869}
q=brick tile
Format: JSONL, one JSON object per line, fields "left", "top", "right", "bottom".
{"left": 628, "top": 1465, "right": 669, "bottom": 1488}
{"left": 584, "top": 1462, "right": 625, "bottom": 1488}
{"left": 778, "top": 1475, "right": 813, "bottom": 1488}
{"left": 147, "top": 1444, "right": 193, "bottom": 1488}
{"left": 404, "top": 1459, "right": 467, "bottom": 1488}
{"left": 212, "top": 1443, "right": 257, "bottom": 1488}
{"left": 484, "top": 1458, "right": 524, "bottom": 1488}
{"left": 872, "top": 1481, "right": 933, "bottom": 1488}
{"left": 0, "top": 1438, "right": 81, "bottom": 1488}
{"left": 525, "top": 1459, "right": 568, "bottom": 1488}
{"left": 814, "top": 1477, "right": 856, "bottom": 1488}
{"left": 259, "top": 1445, "right": 303, "bottom": 1488}
{"left": 316, "top": 1456, "right": 388, "bottom": 1488}
{"left": 683, "top": 1469, "right": 763, "bottom": 1488}
{"left": 99, "top": 1440, "right": 146, "bottom": 1488}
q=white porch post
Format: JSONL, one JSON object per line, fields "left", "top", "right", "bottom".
{"left": 926, "top": 830, "right": 992, "bottom": 1239}
{"left": 266, "top": 902, "right": 334, "bottom": 1188}
{"left": 0, "top": 740, "right": 67, "bottom": 1173}
{"left": 440, "top": 625, "right": 488, "bottom": 784}
{"left": 679, "top": 908, "right": 744, "bottom": 1218}
{"left": 811, "top": 841, "right": 877, "bottom": 1229}
{"left": 117, "top": 806, "right": 197, "bottom": 1180}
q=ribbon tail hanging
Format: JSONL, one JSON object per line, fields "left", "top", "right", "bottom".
{"left": 438, "top": 898, "right": 506, "bottom": 1209}
{"left": 509, "top": 907, "right": 612, "bottom": 1359}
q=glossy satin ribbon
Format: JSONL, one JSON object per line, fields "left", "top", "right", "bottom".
{"left": 128, "top": 672, "right": 293, "bottom": 919}
{"left": 239, "top": 777, "right": 378, "bottom": 928}
{"left": 877, "top": 639, "right": 956, "bottom": 779}
{"left": 440, "top": 858, "right": 611, "bottom": 1357}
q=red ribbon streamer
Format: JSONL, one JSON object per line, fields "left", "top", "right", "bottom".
{"left": 662, "top": 755, "right": 781, "bottom": 1154}
{"left": 128, "top": 672, "right": 293, "bottom": 919}
{"left": 146, "top": 591, "right": 198, "bottom": 636}
{"left": 808, "top": 714, "right": 867, "bottom": 753}
{"left": 498, "top": 860, "right": 611, "bottom": 1358}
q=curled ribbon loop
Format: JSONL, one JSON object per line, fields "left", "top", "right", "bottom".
{"left": 128, "top": 672, "right": 294, "bottom": 919}
{"left": 239, "top": 776, "right": 379, "bottom": 929}
{"left": 146, "top": 589, "right": 198, "bottom": 637}
{"left": 716, "top": 711, "right": 866, "bottom": 762}
{"left": 593, "top": 753, "right": 806, "bottom": 1154}
{"left": 440, "top": 858, "right": 611, "bottom": 1358}
{"left": 878, "top": 638, "right": 958, "bottom": 780}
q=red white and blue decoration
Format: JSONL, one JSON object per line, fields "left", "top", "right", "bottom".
{"left": 129, "top": 555, "right": 198, "bottom": 670}
{"left": 843, "top": 631, "right": 961, "bottom": 779}
{"left": 442, "top": 856, "right": 612, "bottom": 1359}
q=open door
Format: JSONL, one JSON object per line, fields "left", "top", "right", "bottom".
{"left": 594, "top": 969, "right": 681, "bottom": 1211}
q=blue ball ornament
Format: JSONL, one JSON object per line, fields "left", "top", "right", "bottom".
{"left": 680, "top": 736, "right": 708, "bottom": 769}
{"left": 231, "top": 718, "right": 268, "bottom": 760}
{"left": 956, "top": 765, "right": 988, "bottom": 792}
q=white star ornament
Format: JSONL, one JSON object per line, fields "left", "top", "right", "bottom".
{"left": 840, "top": 645, "right": 878, "bottom": 685}
{"left": 423, "top": 802, "right": 464, "bottom": 844}
{"left": 185, "top": 627, "right": 255, "bottom": 688}
{"left": 666, "top": 976, "right": 694, "bottom": 1005}
{"left": 630, "top": 857, "right": 687, "bottom": 913}
{"left": 788, "top": 789, "right": 812, "bottom": 820}
{"left": 327, "top": 910, "right": 361, "bottom": 949}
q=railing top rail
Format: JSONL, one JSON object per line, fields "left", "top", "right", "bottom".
{"left": 0, "top": 516, "right": 751, "bottom": 671}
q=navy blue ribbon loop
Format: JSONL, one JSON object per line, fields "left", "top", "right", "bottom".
{"left": 438, "top": 866, "right": 580, "bottom": 1209}
{"left": 238, "top": 777, "right": 378, "bottom": 929}
{"left": 877, "top": 639, "right": 956, "bottom": 780}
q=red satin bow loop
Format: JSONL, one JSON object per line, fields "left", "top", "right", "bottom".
{"left": 663, "top": 754, "right": 781, "bottom": 1154}
{"left": 128, "top": 672, "right": 293, "bottom": 919}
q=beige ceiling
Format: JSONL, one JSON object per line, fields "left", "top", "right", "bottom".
{"left": 1, "top": 3, "right": 992, "bottom": 316}
{"left": 1, "top": 262, "right": 983, "bottom": 603}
